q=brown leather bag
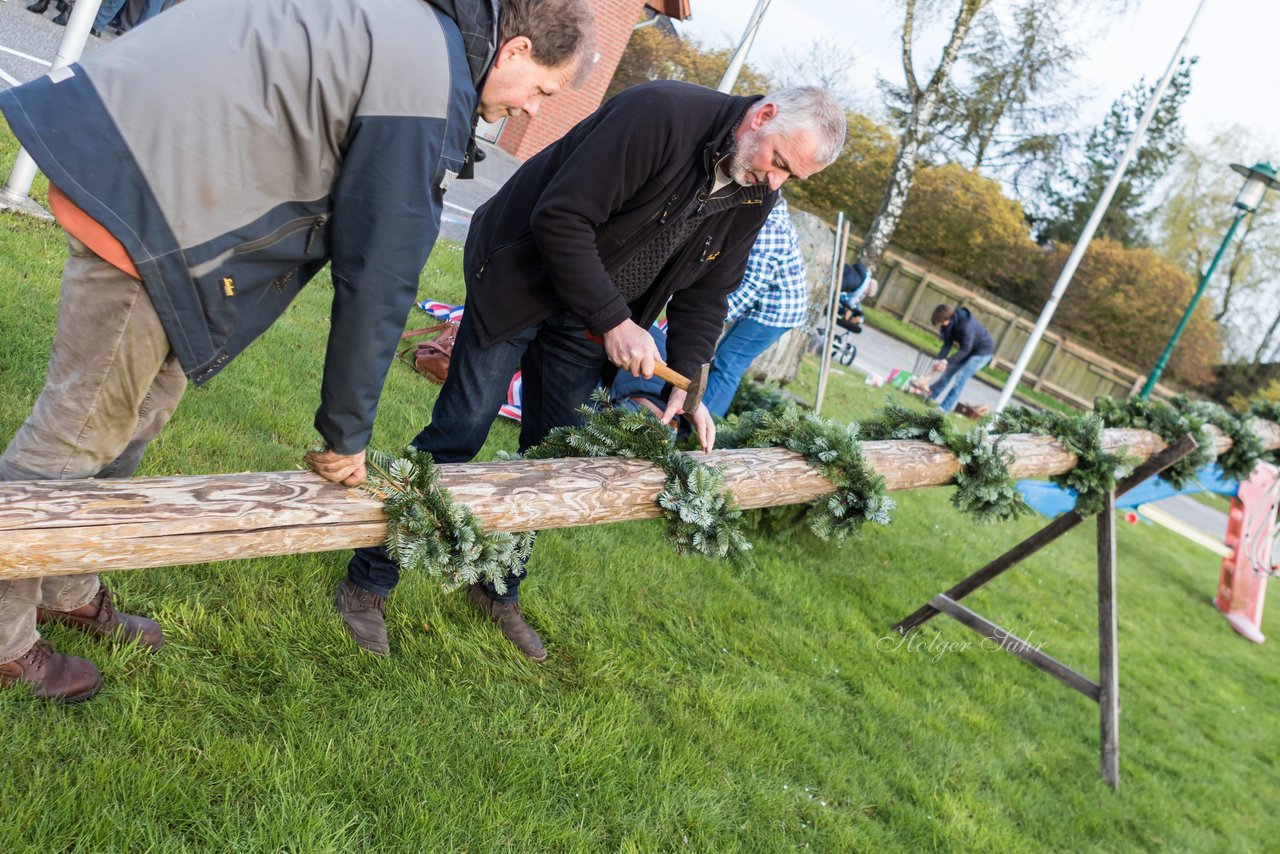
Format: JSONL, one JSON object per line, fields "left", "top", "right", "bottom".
{"left": 398, "top": 320, "right": 459, "bottom": 384}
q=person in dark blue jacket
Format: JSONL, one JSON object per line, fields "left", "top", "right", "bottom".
{"left": 928, "top": 304, "right": 995, "bottom": 412}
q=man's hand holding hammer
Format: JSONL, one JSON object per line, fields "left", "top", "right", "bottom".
{"left": 603, "top": 319, "right": 716, "bottom": 454}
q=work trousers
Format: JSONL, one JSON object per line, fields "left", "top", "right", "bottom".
{"left": 0, "top": 234, "right": 185, "bottom": 663}
{"left": 347, "top": 308, "right": 606, "bottom": 603}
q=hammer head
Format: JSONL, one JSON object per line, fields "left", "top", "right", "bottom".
{"left": 682, "top": 362, "right": 710, "bottom": 414}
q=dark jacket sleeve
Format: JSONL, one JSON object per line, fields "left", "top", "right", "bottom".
{"left": 664, "top": 227, "right": 762, "bottom": 379}
{"left": 528, "top": 92, "right": 689, "bottom": 337}
{"left": 948, "top": 315, "right": 980, "bottom": 364}
{"left": 936, "top": 322, "right": 956, "bottom": 361}
{"left": 314, "top": 115, "right": 452, "bottom": 453}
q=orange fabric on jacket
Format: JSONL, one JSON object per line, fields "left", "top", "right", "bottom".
{"left": 48, "top": 184, "right": 140, "bottom": 279}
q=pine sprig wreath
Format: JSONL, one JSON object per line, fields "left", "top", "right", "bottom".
{"left": 718, "top": 402, "right": 894, "bottom": 541}
{"left": 859, "top": 401, "right": 1028, "bottom": 524}
{"left": 1170, "top": 395, "right": 1265, "bottom": 482}
{"left": 362, "top": 448, "right": 534, "bottom": 594}
{"left": 1094, "top": 396, "right": 1213, "bottom": 490}
{"left": 996, "top": 407, "right": 1136, "bottom": 516}
{"left": 521, "top": 389, "right": 752, "bottom": 562}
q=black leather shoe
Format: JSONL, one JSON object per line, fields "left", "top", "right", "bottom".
{"left": 467, "top": 584, "right": 546, "bottom": 662}
{"left": 27, "top": 0, "right": 53, "bottom": 15}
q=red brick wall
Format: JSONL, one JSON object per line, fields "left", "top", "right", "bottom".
{"left": 497, "top": 0, "right": 645, "bottom": 160}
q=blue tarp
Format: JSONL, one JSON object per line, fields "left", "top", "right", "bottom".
{"left": 1017, "top": 464, "right": 1239, "bottom": 518}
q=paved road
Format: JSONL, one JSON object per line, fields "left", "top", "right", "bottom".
{"left": 0, "top": 0, "right": 101, "bottom": 90}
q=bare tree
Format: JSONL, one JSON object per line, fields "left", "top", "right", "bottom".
{"left": 767, "top": 37, "right": 864, "bottom": 110}
{"left": 856, "top": 0, "right": 991, "bottom": 280}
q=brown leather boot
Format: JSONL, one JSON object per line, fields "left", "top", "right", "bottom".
{"left": 467, "top": 584, "right": 546, "bottom": 662}
{"left": 333, "top": 578, "right": 389, "bottom": 657}
{"left": 38, "top": 582, "right": 164, "bottom": 652}
{"left": 0, "top": 639, "right": 102, "bottom": 703}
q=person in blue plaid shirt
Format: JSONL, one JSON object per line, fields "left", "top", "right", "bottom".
{"left": 702, "top": 196, "right": 809, "bottom": 416}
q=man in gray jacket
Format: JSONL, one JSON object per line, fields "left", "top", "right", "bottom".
{"left": 0, "top": 0, "right": 593, "bottom": 703}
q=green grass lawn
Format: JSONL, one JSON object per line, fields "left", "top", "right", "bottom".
{"left": 3, "top": 148, "right": 1278, "bottom": 850}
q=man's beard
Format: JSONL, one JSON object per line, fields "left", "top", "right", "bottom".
{"left": 728, "top": 131, "right": 761, "bottom": 185}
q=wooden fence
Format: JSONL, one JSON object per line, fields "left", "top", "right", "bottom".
{"left": 864, "top": 244, "right": 1177, "bottom": 409}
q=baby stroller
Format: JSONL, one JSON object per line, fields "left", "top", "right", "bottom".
{"left": 817, "top": 262, "right": 872, "bottom": 366}
{"left": 829, "top": 291, "right": 864, "bottom": 366}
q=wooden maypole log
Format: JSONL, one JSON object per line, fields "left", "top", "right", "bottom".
{"left": 1, "top": 421, "right": 1277, "bottom": 580}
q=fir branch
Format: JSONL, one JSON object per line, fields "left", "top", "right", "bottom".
{"left": 725, "top": 379, "right": 788, "bottom": 418}
{"left": 719, "top": 401, "right": 894, "bottom": 541}
{"left": 521, "top": 389, "right": 753, "bottom": 563}
{"left": 363, "top": 448, "right": 533, "bottom": 594}
{"left": 1251, "top": 400, "right": 1280, "bottom": 467}
{"left": 1171, "top": 395, "right": 1264, "bottom": 483}
{"left": 1094, "top": 396, "right": 1213, "bottom": 490}
{"left": 995, "top": 407, "right": 1136, "bottom": 516}
{"left": 858, "top": 401, "right": 1027, "bottom": 523}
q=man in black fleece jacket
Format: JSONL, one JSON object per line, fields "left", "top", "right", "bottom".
{"left": 928, "top": 304, "right": 996, "bottom": 413}
{"left": 339, "top": 81, "right": 846, "bottom": 660}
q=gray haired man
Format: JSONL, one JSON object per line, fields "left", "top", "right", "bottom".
{"left": 341, "top": 82, "right": 847, "bottom": 660}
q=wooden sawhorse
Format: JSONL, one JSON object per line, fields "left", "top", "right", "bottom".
{"left": 893, "top": 435, "right": 1199, "bottom": 790}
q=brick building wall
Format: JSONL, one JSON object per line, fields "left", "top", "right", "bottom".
{"left": 496, "top": 0, "right": 647, "bottom": 161}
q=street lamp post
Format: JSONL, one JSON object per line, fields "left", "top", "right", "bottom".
{"left": 1139, "top": 161, "right": 1280, "bottom": 399}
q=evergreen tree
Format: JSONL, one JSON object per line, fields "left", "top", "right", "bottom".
{"left": 1037, "top": 58, "right": 1196, "bottom": 247}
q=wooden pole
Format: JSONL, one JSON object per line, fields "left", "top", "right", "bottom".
{"left": 814, "top": 215, "right": 850, "bottom": 415}
{"left": 1097, "top": 488, "right": 1121, "bottom": 790}
{"left": 1, "top": 422, "right": 1277, "bottom": 579}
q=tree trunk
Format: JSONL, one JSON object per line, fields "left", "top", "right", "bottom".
{"left": 857, "top": 0, "right": 984, "bottom": 279}
{"left": 1212, "top": 213, "right": 1256, "bottom": 323}
{"left": 1, "top": 421, "right": 1276, "bottom": 580}
{"left": 1255, "top": 303, "right": 1280, "bottom": 364}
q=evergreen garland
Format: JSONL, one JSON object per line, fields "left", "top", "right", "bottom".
{"left": 725, "top": 379, "right": 788, "bottom": 418}
{"left": 858, "top": 401, "right": 1028, "bottom": 524}
{"left": 362, "top": 448, "right": 534, "bottom": 594}
{"left": 1252, "top": 400, "right": 1280, "bottom": 467}
{"left": 521, "top": 390, "right": 752, "bottom": 562}
{"left": 995, "top": 407, "right": 1136, "bottom": 516}
{"left": 354, "top": 379, "right": 1280, "bottom": 582}
{"left": 718, "top": 402, "right": 894, "bottom": 542}
{"left": 1094, "top": 396, "right": 1213, "bottom": 490}
{"left": 1170, "top": 395, "right": 1265, "bottom": 482}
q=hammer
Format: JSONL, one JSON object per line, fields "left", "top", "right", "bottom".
{"left": 652, "top": 360, "right": 711, "bottom": 414}
{"left": 584, "top": 329, "right": 711, "bottom": 414}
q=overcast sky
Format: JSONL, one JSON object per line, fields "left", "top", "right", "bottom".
{"left": 674, "top": 0, "right": 1280, "bottom": 157}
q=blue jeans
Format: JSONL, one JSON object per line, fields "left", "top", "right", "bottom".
{"left": 95, "top": 0, "right": 165, "bottom": 31}
{"left": 929, "top": 353, "right": 992, "bottom": 412}
{"left": 702, "top": 319, "right": 789, "bottom": 418}
{"left": 347, "top": 309, "right": 607, "bottom": 602}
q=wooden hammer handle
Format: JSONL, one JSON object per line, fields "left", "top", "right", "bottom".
{"left": 650, "top": 361, "right": 690, "bottom": 391}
